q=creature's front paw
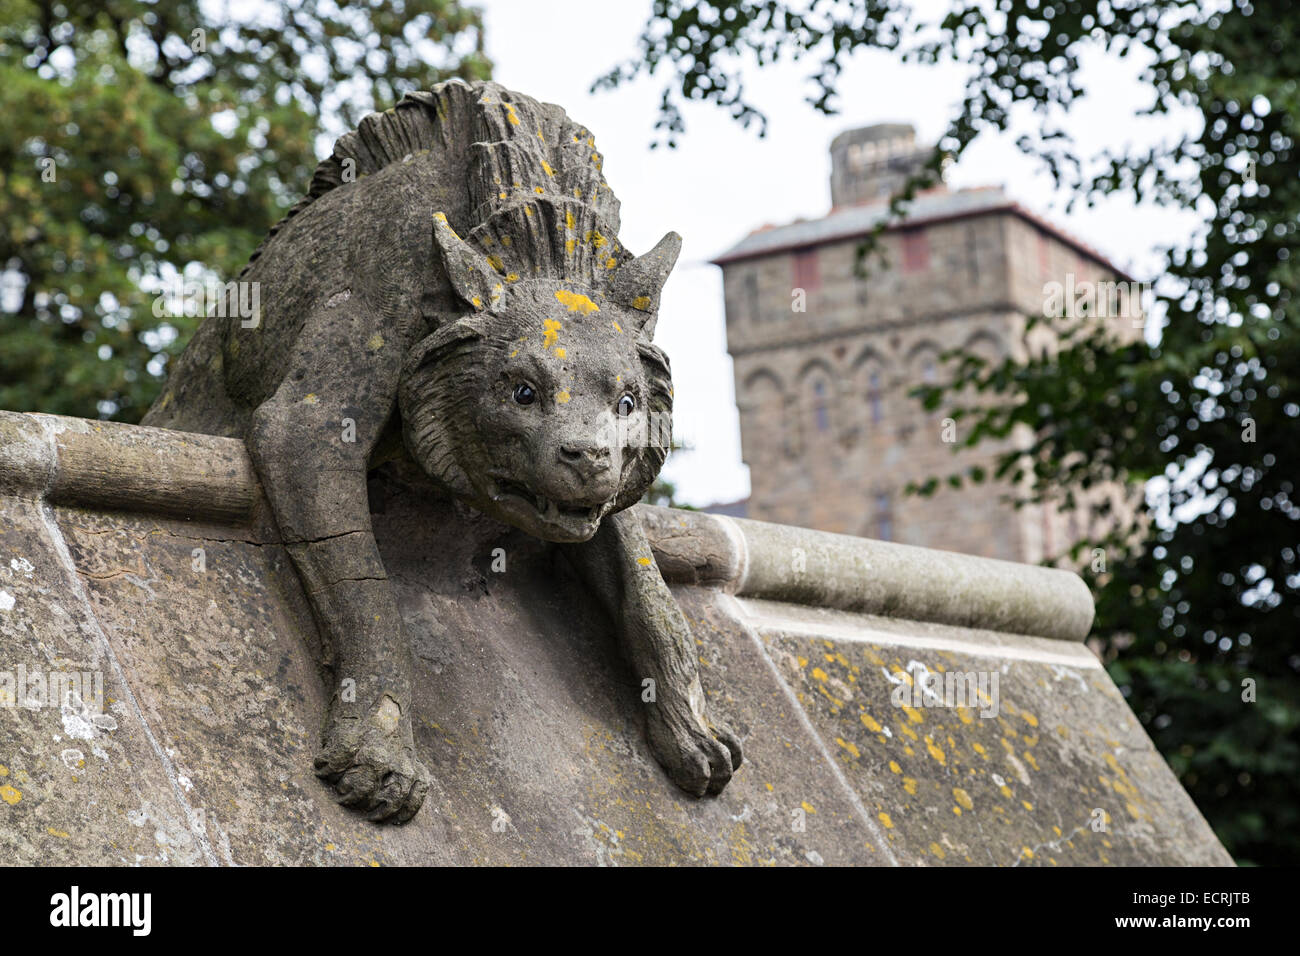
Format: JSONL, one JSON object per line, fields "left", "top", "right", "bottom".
{"left": 644, "top": 700, "right": 744, "bottom": 797}
{"left": 314, "top": 694, "right": 431, "bottom": 824}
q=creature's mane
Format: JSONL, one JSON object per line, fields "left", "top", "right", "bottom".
{"left": 241, "top": 80, "right": 632, "bottom": 287}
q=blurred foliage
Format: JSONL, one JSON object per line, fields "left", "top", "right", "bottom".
{"left": 644, "top": 438, "right": 696, "bottom": 509}
{"left": 1, "top": 0, "right": 490, "bottom": 421}
{"left": 606, "top": 0, "right": 1299, "bottom": 864}
{"left": 644, "top": 476, "right": 696, "bottom": 509}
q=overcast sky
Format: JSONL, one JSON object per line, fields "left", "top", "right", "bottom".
{"left": 478, "top": 0, "right": 1201, "bottom": 507}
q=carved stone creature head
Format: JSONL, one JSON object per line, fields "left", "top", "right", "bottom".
{"left": 399, "top": 206, "right": 680, "bottom": 543}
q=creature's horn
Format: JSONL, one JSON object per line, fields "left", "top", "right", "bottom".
{"left": 609, "top": 231, "right": 682, "bottom": 334}
{"left": 431, "top": 212, "right": 504, "bottom": 313}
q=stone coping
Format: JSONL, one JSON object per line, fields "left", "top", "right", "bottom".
{"left": 0, "top": 410, "right": 1093, "bottom": 642}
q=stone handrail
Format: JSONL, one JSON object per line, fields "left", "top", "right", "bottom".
{"left": 0, "top": 410, "right": 1094, "bottom": 641}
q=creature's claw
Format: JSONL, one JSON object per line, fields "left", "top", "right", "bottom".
{"left": 645, "top": 702, "right": 744, "bottom": 797}
{"left": 314, "top": 695, "right": 431, "bottom": 825}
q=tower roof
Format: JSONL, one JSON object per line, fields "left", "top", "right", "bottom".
{"left": 711, "top": 186, "right": 1135, "bottom": 281}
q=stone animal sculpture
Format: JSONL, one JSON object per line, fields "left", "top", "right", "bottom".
{"left": 143, "top": 80, "right": 742, "bottom": 823}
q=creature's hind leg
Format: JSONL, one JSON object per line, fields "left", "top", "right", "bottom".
{"left": 245, "top": 304, "right": 429, "bottom": 824}
{"left": 142, "top": 317, "right": 247, "bottom": 437}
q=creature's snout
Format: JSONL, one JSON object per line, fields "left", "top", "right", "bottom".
{"left": 558, "top": 440, "right": 613, "bottom": 482}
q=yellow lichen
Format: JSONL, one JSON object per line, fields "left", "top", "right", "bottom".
{"left": 554, "top": 289, "right": 600, "bottom": 315}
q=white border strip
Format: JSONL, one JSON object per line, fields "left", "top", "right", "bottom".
{"left": 733, "top": 598, "right": 1103, "bottom": 670}
{"left": 713, "top": 513, "right": 750, "bottom": 593}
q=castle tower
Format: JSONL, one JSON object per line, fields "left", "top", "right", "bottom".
{"left": 829, "top": 123, "right": 934, "bottom": 206}
{"left": 711, "top": 123, "right": 1141, "bottom": 562}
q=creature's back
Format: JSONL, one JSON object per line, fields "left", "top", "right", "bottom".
{"left": 143, "top": 80, "right": 623, "bottom": 438}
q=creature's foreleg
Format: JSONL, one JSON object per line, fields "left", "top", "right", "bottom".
{"left": 565, "top": 509, "right": 742, "bottom": 796}
{"left": 245, "top": 306, "right": 429, "bottom": 823}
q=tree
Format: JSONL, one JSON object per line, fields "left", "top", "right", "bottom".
{"left": 601, "top": 0, "right": 1299, "bottom": 864}
{"left": 1, "top": 0, "right": 489, "bottom": 421}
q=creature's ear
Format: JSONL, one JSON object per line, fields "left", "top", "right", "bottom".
{"left": 609, "top": 231, "right": 682, "bottom": 336}
{"left": 402, "top": 316, "right": 486, "bottom": 380}
{"left": 432, "top": 212, "right": 504, "bottom": 312}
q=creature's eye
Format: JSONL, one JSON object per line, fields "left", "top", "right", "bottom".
{"left": 617, "top": 393, "right": 636, "bottom": 417}
{"left": 513, "top": 383, "right": 537, "bottom": 406}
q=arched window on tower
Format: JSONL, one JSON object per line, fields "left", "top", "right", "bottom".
{"left": 813, "top": 380, "right": 830, "bottom": 432}
{"left": 874, "top": 491, "right": 894, "bottom": 541}
{"left": 867, "top": 370, "right": 883, "bottom": 424}
{"left": 922, "top": 358, "right": 938, "bottom": 417}
{"left": 741, "top": 370, "right": 786, "bottom": 464}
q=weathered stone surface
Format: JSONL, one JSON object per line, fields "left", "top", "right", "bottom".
{"left": 0, "top": 411, "right": 1230, "bottom": 864}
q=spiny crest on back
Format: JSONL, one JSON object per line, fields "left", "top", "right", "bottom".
{"left": 240, "top": 82, "right": 462, "bottom": 276}
{"left": 432, "top": 82, "right": 681, "bottom": 332}
{"left": 464, "top": 83, "right": 622, "bottom": 242}
{"left": 241, "top": 81, "right": 681, "bottom": 331}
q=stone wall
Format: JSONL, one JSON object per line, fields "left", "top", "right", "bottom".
{"left": 0, "top": 411, "right": 1229, "bottom": 865}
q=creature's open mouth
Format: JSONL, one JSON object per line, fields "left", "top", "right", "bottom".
{"left": 487, "top": 478, "right": 607, "bottom": 537}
